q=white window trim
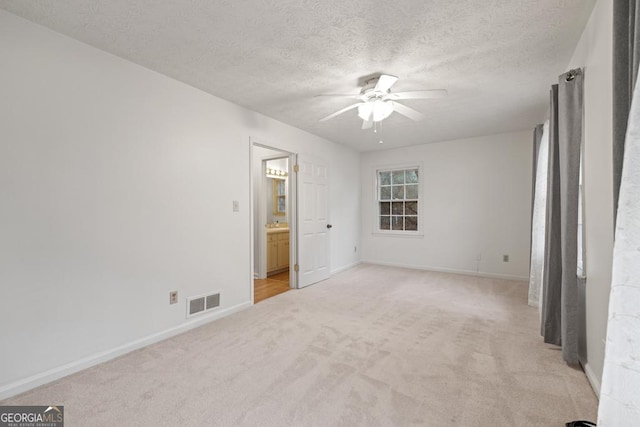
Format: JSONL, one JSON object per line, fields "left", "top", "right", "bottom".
{"left": 371, "top": 162, "right": 424, "bottom": 238}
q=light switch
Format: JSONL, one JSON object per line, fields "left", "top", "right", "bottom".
{"left": 232, "top": 200, "right": 239, "bottom": 212}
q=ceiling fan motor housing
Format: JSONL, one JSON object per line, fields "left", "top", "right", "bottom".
{"left": 360, "top": 78, "right": 390, "bottom": 101}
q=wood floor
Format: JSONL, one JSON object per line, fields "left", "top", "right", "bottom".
{"left": 254, "top": 270, "right": 290, "bottom": 303}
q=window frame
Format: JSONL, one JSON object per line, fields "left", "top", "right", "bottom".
{"left": 372, "top": 163, "right": 424, "bottom": 237}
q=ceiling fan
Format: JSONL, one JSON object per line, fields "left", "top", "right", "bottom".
{"left": 317, "top": 74, "right": 447, "bottom": 130}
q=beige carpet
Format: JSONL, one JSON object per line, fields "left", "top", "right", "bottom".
{"left": 2, "top": 264, "right": 597, "bottom": 426}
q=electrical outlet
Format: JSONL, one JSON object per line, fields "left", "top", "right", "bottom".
{"left": 232, "top": 201, "right": 239, "bottom": 212}
{"left": 170, "top": 291, "right": 178, "bottom": 304}
{"left": 503, "top": 254, "right": 509, "bottom": 262}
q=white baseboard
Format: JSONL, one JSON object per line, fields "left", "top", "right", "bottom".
{"left": 0, "top": 301, "right": 252, "bottom": 401}
{"left": 330, "top": 261, "right": 362, "bottom": 276}
{"left": 362, "top": 260, "right": 529, "bottom": 282}
{"left": 583, "top": 362, "right": 601, "bottom": 398}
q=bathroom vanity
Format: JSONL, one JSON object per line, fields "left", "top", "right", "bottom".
{"left": 267, "top": 228, "right": 289, "bottom": 275}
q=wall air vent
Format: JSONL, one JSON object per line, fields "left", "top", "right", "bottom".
{"left": 187, "top": 292, "right": 221, "bottom": 318}
{"left": 206, "top": 293, "right": 220, "bottom": 310}
{"left": 189, "top": 297, "right": 205, "bottom": 316}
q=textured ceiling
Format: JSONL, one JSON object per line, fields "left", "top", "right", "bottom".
{"left": 0, "top": 0, "right": 595, "bottom": 151}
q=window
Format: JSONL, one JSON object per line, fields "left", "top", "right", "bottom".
{"left": 577, "top": 154, "right": 586, "bottom": 278}
{"left": 377, "top": 167, "right": 419, "bottom": 232}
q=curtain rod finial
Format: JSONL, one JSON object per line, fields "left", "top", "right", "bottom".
{"left": 565, "top": 68, "right": 582, "bottom": 82}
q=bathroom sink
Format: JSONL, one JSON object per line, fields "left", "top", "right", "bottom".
{"left": 267, "top": 227, "right": 289, "bottom": 233}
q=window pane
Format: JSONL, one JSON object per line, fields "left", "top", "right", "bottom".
{"left": 405, "top": 216, "right": 418, "bottom": 231}
{"left": 406, "top": 169, "right": 419, "bottom": 184}
{"left": 392, "top": 185, "right": 405, "bottom": 199}
{"left": 380, "top": 202, "right": 390, "bottom": 215}
{"left": 392, "top": 202, "right": 404, "bottom": 215}
{"left": 392, "top": 216, "right": 404, "bottom": 230}
{"left": 405, "top": 201, "right": 418, "bottom": 215}
{"left": 380, "top": 186, "right": 391, "bottom": 200}
{"left": 392, "top": 171, "right": 405, "bottom": 184}
{"left": 380, "top": 216, "right": 390, "bottom": 230}
{"left": 379, "top": 171, "right": 391, "bottom": 185}
{"left": 406, "top": 184, "right": 418, "bottom": 199}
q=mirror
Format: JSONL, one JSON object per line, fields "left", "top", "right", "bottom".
{"left": 265, "top": 157, "right": 288, "bottom": 223}
{"left": 273, "top": 178, "right": 286, "bottom": 216}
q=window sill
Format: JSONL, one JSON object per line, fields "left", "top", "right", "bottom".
{"left": 372, "top": 231, "right": 424, "bottom": 239}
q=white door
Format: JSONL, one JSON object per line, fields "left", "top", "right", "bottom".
{"left": 297, "top": 155, "right": 330, "bottom": 288}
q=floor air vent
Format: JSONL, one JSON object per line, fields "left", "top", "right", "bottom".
{"left": 187, "top": 292, "right": 220, "bottom": 318}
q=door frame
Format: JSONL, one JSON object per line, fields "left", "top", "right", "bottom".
{"left": 249, "top": 138, "right": 298, "bottom": 304}
{"left": 257, "top": 154, "right": 291, "bottom": 279}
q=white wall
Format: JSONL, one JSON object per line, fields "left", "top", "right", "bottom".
{"left": 0, "top": 10, "right": 360, "bottom": 398}
{"left": 565, "top": 0, "right": 614, "bottom": 394}
{"left": 360, "top": 131, "right": 533, "bottom": 281}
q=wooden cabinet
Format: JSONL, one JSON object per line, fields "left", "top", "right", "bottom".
{"left": 276, "top": 233, "right": 289, "bottom": 269}
{"left": 267, "top": 230, "right": 289, "bottom": 274}
{"left": 267, "top": 235, "right": 278, "bottom": 272}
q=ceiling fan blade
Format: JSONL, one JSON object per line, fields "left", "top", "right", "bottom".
{"left": 374, "top": 74, "right": 398, "bottom": 93}
{"left": 319, "top": 103, "right": 362, "bottom": 122}
{"left": 393, "top": 102, "right": 426, "bottom": 121}
{"left": 362, "top": 120, "right": 373, "bottom": 130}
{"left": 314, "top": 94, "right": 360, "bottom": 99}
{"left": 390, "top": 89, "right": 448, "bottom": 100}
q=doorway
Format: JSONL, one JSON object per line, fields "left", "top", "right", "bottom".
{"left": 251, "top": 144, "right": 297, "bottom": 303}
{"left": 250, "top": 142, "right": 331, "bottom": 303}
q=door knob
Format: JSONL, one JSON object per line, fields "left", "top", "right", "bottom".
{"left": 327, "top": 224, "right": 333, "bottom": 229}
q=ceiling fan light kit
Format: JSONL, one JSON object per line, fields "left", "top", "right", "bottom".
{"left": 357, "top": 99, "right": 394, "bottom": 122}
{"left": 317, "top": 74, "right": 447, "bottom": 130}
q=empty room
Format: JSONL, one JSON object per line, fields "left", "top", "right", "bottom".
{"left": 1, "top": 1, "right": 638, "bottom": 426}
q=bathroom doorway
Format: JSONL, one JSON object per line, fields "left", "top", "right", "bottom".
{"left": 251, "top": 143, "right": 296, "bottom": 303}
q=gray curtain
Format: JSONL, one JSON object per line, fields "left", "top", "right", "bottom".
{"left": 541, "top": 84, "right": 562, "bottom": 343}
{"left": 557, "top": 69, "right": 583, "bottom": 364}
{"left": 613, "top": 0, "right": 640, "bottom": 221}
{"left": 540, "top": 69, "right": 583, "bottom": 364}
